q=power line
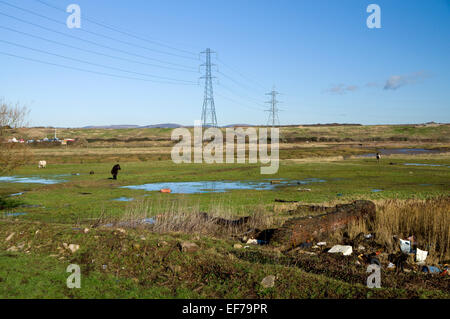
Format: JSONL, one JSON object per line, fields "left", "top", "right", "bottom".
{"left": 0, "top": 51, "right": 197, "bottom": 85}
{"left": 0, "top": 11, "right": 197, "bottom": 71}
{"left": 0, "top": 0, "right": 198, "bottom": 61}
{"left": 0, "top": 25, "right": 198, "bottom": 73}
{"left": 217, "top": 57, "right": 267, "bottom": 92}
{"left": 217, "top": 82, "right": 266, "bottom": 108}
{"left": 0, "top": 39, "right": 197, "bottom": 84}
{"left": 215, "top": 91, "right": 265, "bottom": 112}
{"left": 34, "top": 0, "right": 199, "bottom": 56}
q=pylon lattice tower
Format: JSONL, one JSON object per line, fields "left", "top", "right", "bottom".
{"left": 265, "top": 87, "right": 280, "bottom": 127}
{"left": 200, "top": 48, "right": 218, "bottom": 127}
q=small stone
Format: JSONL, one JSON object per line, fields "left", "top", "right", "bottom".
{"left": 261, "top": 275, "right": 276, "bottom": 288}
{"left": 179, "top": 241, "right": 199, "bottom": 253}
{"left": 68, "top": 244, "right": 80, "bottom": 253}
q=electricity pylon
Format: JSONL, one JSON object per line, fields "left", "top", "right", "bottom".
{"left": 200, "top": 48, "right": 218, "bottom": 127}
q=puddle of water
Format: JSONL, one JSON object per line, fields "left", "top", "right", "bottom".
{"left": 4, "top": 212, "right": 28, "bottom": 217}
{"left": 0, "top": 176, "right": 65, "bottom": 185}
{"left": 359, "top": 148, "right": 444, "bottom": 158}
{"left": 404, "top": 163, "right": 449, "bottom": 168}
{"left": 371, "top": 189, "right": 383, "bottom": 193}
{"left": 8, "top": 192, "right": 24, "bottom": 197}
{"left": 122, "top": 178, "right": 326, "bottom": 194}
{"left": 113, "top": 197, "right": 134, "bottom": 202}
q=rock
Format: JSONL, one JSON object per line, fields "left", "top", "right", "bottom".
{"left": 233, "top": 244, "right": 243, "bottom": 249}
{"left": 5, "top": 233, "right": 15, "bottom": 242}
{"left": 178, "top": 242, "right": 199, "bottom": 253}
{"left": 68, "top": 244, "right": 80, "bottom": 253}
{"left": 261, "top": 275, "right": 276, "bottom": 288}
{"left": 328, "top": 245, "right": 353, "bottom": 256}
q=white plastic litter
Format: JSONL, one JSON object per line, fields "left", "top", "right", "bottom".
{"left": 317, "top": 242, "right": 327, "bottom": 246}
{"left": 387, "top": 262, "right": 396, "bottom": 269}
{"left": 246, "top": 239, "right": 258, "bottom": 245}
{"left": 328, "top": 245, "right": 353, "bottom": 256}
{"left": 400, "top": 239, "right": 412, "bottom": 254}
{"left": 416, "top": 248, "right": 428, "bottom": 263}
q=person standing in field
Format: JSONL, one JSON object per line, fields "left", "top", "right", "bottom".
{"left": 376, "top": 152, "right": 381, "bottom": 163}
{"left": 111, "top": 164, "right": 121, "bottom": 180}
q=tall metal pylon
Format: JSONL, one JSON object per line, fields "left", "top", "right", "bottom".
{"left": 200, "top": 48, "right": 218, "bottom": 127}
{"left": 265, "top": 87, "right": 280, "bottom": 127}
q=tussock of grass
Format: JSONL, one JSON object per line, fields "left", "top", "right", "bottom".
{"left": 96, "top": 199, "right": 274, "bottom": 237}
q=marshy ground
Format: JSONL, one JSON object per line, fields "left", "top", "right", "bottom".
{"left": 0, "top": 124, "right": 449, "bottom": 298}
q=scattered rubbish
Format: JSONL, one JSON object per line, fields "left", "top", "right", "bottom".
{"left": 72, "top": 173, "right": 81, "bottom": 176}
{"left": 84, "top": 228, "right": 90, "bottom": 234}
{"left": 261, "top": 275, "right": 276, "bottom": 289}
{"left": 416, "top": 248, "right": 428, "bottom": 263}
{"left": 364, "top": 234, "right": 373, "bottom": 239}
{"left": 400, "top": 239, "right": 413, "bottom": 254}
{"left": 102, "top": 265, "right": 107, "bottom": 270}
{"left": 160, "top": 189, "right": 172, "bottom": 193}
{"left": 421, "top": 266, "right": 441, "bottom": 274}
{"left": 387, "top": 262, "right": 396, "bottom": 269}
{"left": 116, "top": 228, "right": 126, "bottom": 234}
{"left": 246, "top": 239, "right": 258, "bottom": 245}
{"left": 233, "top": 244, "right": 243, "bottom": 249}
{"left": 298, "top": 188, "right": 311, "bottom": 192}
{"left": 178, "top": 241, "right": 199, "bottom": 253}
{"left": 358, "top": 245, "right": 366, "bottom": 251}
{"left": 317, "top": 242, "right": 327, "bottom": 246}
{"left": 328, "top": 245, "right": 353, "bottom": 256}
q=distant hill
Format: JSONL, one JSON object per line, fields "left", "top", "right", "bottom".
{"left": 82, "top": 124, "right": 183, "bottom": 129}
{"left": 141, "top": 123, "right": 183, "bottom": 128}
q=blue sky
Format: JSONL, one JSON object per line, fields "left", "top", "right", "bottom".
{"left": 0, "top": 0, "right": 449, "bottom": 127}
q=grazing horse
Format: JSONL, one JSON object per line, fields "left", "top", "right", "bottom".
{"left": 38, "top": 160, "right": 47, "bottom": 168}
{"left": 111, "top": 164, "right": 121, "bottom": 180}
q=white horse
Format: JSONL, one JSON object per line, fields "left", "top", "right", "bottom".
{"left": 38, "top": 160, "right": 47, "bottom": 168}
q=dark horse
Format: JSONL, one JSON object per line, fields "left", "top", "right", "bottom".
{"left": 111, "top": 164, "right": 121, "bottom": 180}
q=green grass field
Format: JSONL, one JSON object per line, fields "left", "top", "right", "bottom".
{"left": 1, "top": 126, "right": 449, "bottom": 299}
